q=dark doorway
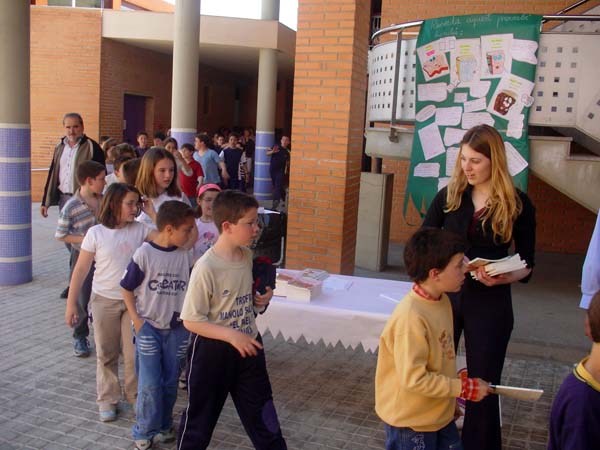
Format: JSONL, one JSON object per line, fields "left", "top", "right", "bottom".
{"left": 123, "top": 94, "right": 146, "bottom": 144}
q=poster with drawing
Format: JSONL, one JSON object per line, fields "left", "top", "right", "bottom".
{"left": 405, "top": 14, "right": 542, "bottom": 219}
{"left": 451, "top": 39, "right": 481, "bottom": 86}
{"left": 481, "top": 34, "right": 513, "bottom": 79}
{"left": 416, "top": 39, "right": 452, "bottom": 81}
{"left": 488, "top": 73, "right": 535, "bottom": 120}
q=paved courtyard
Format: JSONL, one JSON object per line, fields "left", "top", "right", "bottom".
{"left": 0, "top": 206, "right": 581, "bottom": 449}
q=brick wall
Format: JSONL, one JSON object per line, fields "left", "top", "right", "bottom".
{"left": 528, "top": 174, "right": 597, "bottom": 254}
{"left": 99, "top": 40, "right": 259, "bottom": 141}
{"left": 99, "top": 39, "right": 173, "bottom": 142}
{"left": 379, "top": 0, "right": 600, "bottom": 253}
{"left": 30, "top": 6, "right": 102, "bottom": 200}
{"left": 286, "top": 0, "right": 370, "bottom": 274}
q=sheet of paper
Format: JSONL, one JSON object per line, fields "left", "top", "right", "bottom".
{"left": 416, "top": 104, "right": 437, "bottom": 122}
{"left": 462, "top": 112, "right": 495, "bottom": 129}
{"left": 507, "top": 114, "right": 525, "bottom": 139}
{"left": 417, "top": 39, "right": 451, "bottom": 81}
{"left": 435, "top": 106, "right": 463, "bottom": 126}
{"left": 258, "top": 207, "right": 281, "bottom": 215}
{"left": 379, "top": 293, "right": 401, "bottom": 304}
{"left": 465, "top": 80, "right": 491, "bottom": 98}
{"left": 511, "top": 39, "right": 538, "bottom": 65}
{"left": 445, "top": 146, "right": 459, "bottom": 176}
{"left": 488, "top": 74, "right": 535, "bottom": 120}
{"left": 418, "top": 83, "right": 448, "bottom": 102}
{"left": 418, "top": 122, "right": 446, "bottom": 160}
{"left": 323, "top": 276, "right": 353, "bottom": 291}
{"left": 443, "top": 127, "right": 467, "bottom": 146}
{"left": 481, "top": 33, "right": 513, "bottom": 79}
{"left": 463, "top": 97, "right": 487, "bottom": 113}
{"left": 438, "top": 177, "right": 450, "bottom": 191}
{"left": 438, "top": 36, "right": 456, "bottom": 52}
{"left": 450, "top": 38, "right": 481, "bottom": 85}
{"left": 504, "top": 141, "right": 528, "bottom": 176}
{"left": 454, "top": 92, "right": 468, "bottom": 103}
{"left": 414, "top": 162, "right": 440, "bottom": 178}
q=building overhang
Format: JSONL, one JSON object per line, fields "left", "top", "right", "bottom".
{"left": 102, "top": 10, "right": 296, "bottom": 78}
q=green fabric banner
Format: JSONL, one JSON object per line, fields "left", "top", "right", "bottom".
{"left": 404, "top": 14, "right": 542, "bottom": 219}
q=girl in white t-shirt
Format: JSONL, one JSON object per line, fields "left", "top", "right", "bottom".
{"left": 135, "top": 147, "right": 190, "bottom": 228}
{"left": 192, "top": 183, "right": 222, "bottom": 262}
{"left": 65, "top": 183, "right": 158, "bottom": 423}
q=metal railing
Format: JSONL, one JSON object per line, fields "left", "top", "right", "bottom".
{"left": 371, "top": 15, "right": 600, "bottom": 43}
{"left": 544, "top": 0, "right": 594, "bottom": 21}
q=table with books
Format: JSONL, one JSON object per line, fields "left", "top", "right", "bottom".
{"left": 255, "top": 269, "right": 412, "bottom": 352}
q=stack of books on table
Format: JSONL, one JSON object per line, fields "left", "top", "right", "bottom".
{"left": 273, "top": 268, "right": 328, "bottom": 302}
{"left": 468, "top": 254, "right": 527, "bottom": 279}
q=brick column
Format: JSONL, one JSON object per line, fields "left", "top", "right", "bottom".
{"left": 286, "top": 0, "right": 370, "bottom": 274}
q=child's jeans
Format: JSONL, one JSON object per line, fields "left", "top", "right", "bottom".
{"left": 384, "top": 421, "right": 463, "bottom": 450}
{"left": 132, "top": 321, "right": 189, "bottom": 441}
{"left": 91, "top": 294, "right": 137, "bottom": 410}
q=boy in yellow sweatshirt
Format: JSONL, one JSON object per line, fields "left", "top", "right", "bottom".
{"left": 375, "top": 228, "right": 490, "bottom": 450}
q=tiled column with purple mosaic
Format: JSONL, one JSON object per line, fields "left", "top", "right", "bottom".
{"left": 0, "top": 1, "right": 32, "bottom": 285}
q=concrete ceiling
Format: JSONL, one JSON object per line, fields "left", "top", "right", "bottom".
{"left": 102, "top": 10, "right": 296, "bottom": 78}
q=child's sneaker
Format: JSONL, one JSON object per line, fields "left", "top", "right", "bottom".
{"left": 99, "top": 406, "right": 117, "bottom": 422}
{"left": 73, "top": 338, "right": 91, "bottom": 357}
{"left": 154, "top": 428, "right": 176, "bottom": 443}
{"left": 178, "top": 372, "right": 187, "bottom": 390}
{"left": 133, "top": 439, "right": 152, "bottom": 450}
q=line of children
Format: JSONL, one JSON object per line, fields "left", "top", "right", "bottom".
{"left": 65, "top": 183, "right": 158, "bottom": 422}
{"left": 375, "top": 228, "right": 490, "bottom": 450}
{"left": 121, "top": 201, "right": 197, "bottom": 450}
{"left": 63, "top": 184, "right": 287, "bottom": 449}
{"left": 56, "top": 160, "right": 106, "bottom": 357}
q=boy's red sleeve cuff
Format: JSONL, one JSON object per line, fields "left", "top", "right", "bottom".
{"left": 460, "top": 377, "right": 480, "bottom": 401}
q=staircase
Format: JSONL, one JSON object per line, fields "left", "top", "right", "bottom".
{"left": 365, "top": 11, "right": 600, "bottom": 212}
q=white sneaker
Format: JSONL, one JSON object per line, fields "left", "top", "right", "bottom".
{"left": 133, "top": 439, "right": 152, "bottom": 450}
{"left": 154, "top": 428, "right": 176, "bottom": 443}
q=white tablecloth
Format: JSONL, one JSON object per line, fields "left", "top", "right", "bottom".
{"left": 256, "top": 273, "right": 412, "bottom": 352}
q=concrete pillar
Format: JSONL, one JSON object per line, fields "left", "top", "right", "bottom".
{"left": 254, "top": 0, "right": 280, "bottom": 203}
{"left": 170, "top": 0, "right": 200, "bottom": 147}
{"left": 0, "top": 2, "right": 31, "bottom": 285}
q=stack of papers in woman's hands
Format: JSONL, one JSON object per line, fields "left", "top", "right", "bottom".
{"left": 468, "top": 254, "right": 527, "bottom": 279}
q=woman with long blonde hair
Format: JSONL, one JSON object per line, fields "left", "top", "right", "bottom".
{"left": 423, "top": 124, "right": 536, "bottom": 450}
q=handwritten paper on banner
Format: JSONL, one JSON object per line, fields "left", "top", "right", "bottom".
{"left": 404, "top": 14, "right": 542, "bottom": 220}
